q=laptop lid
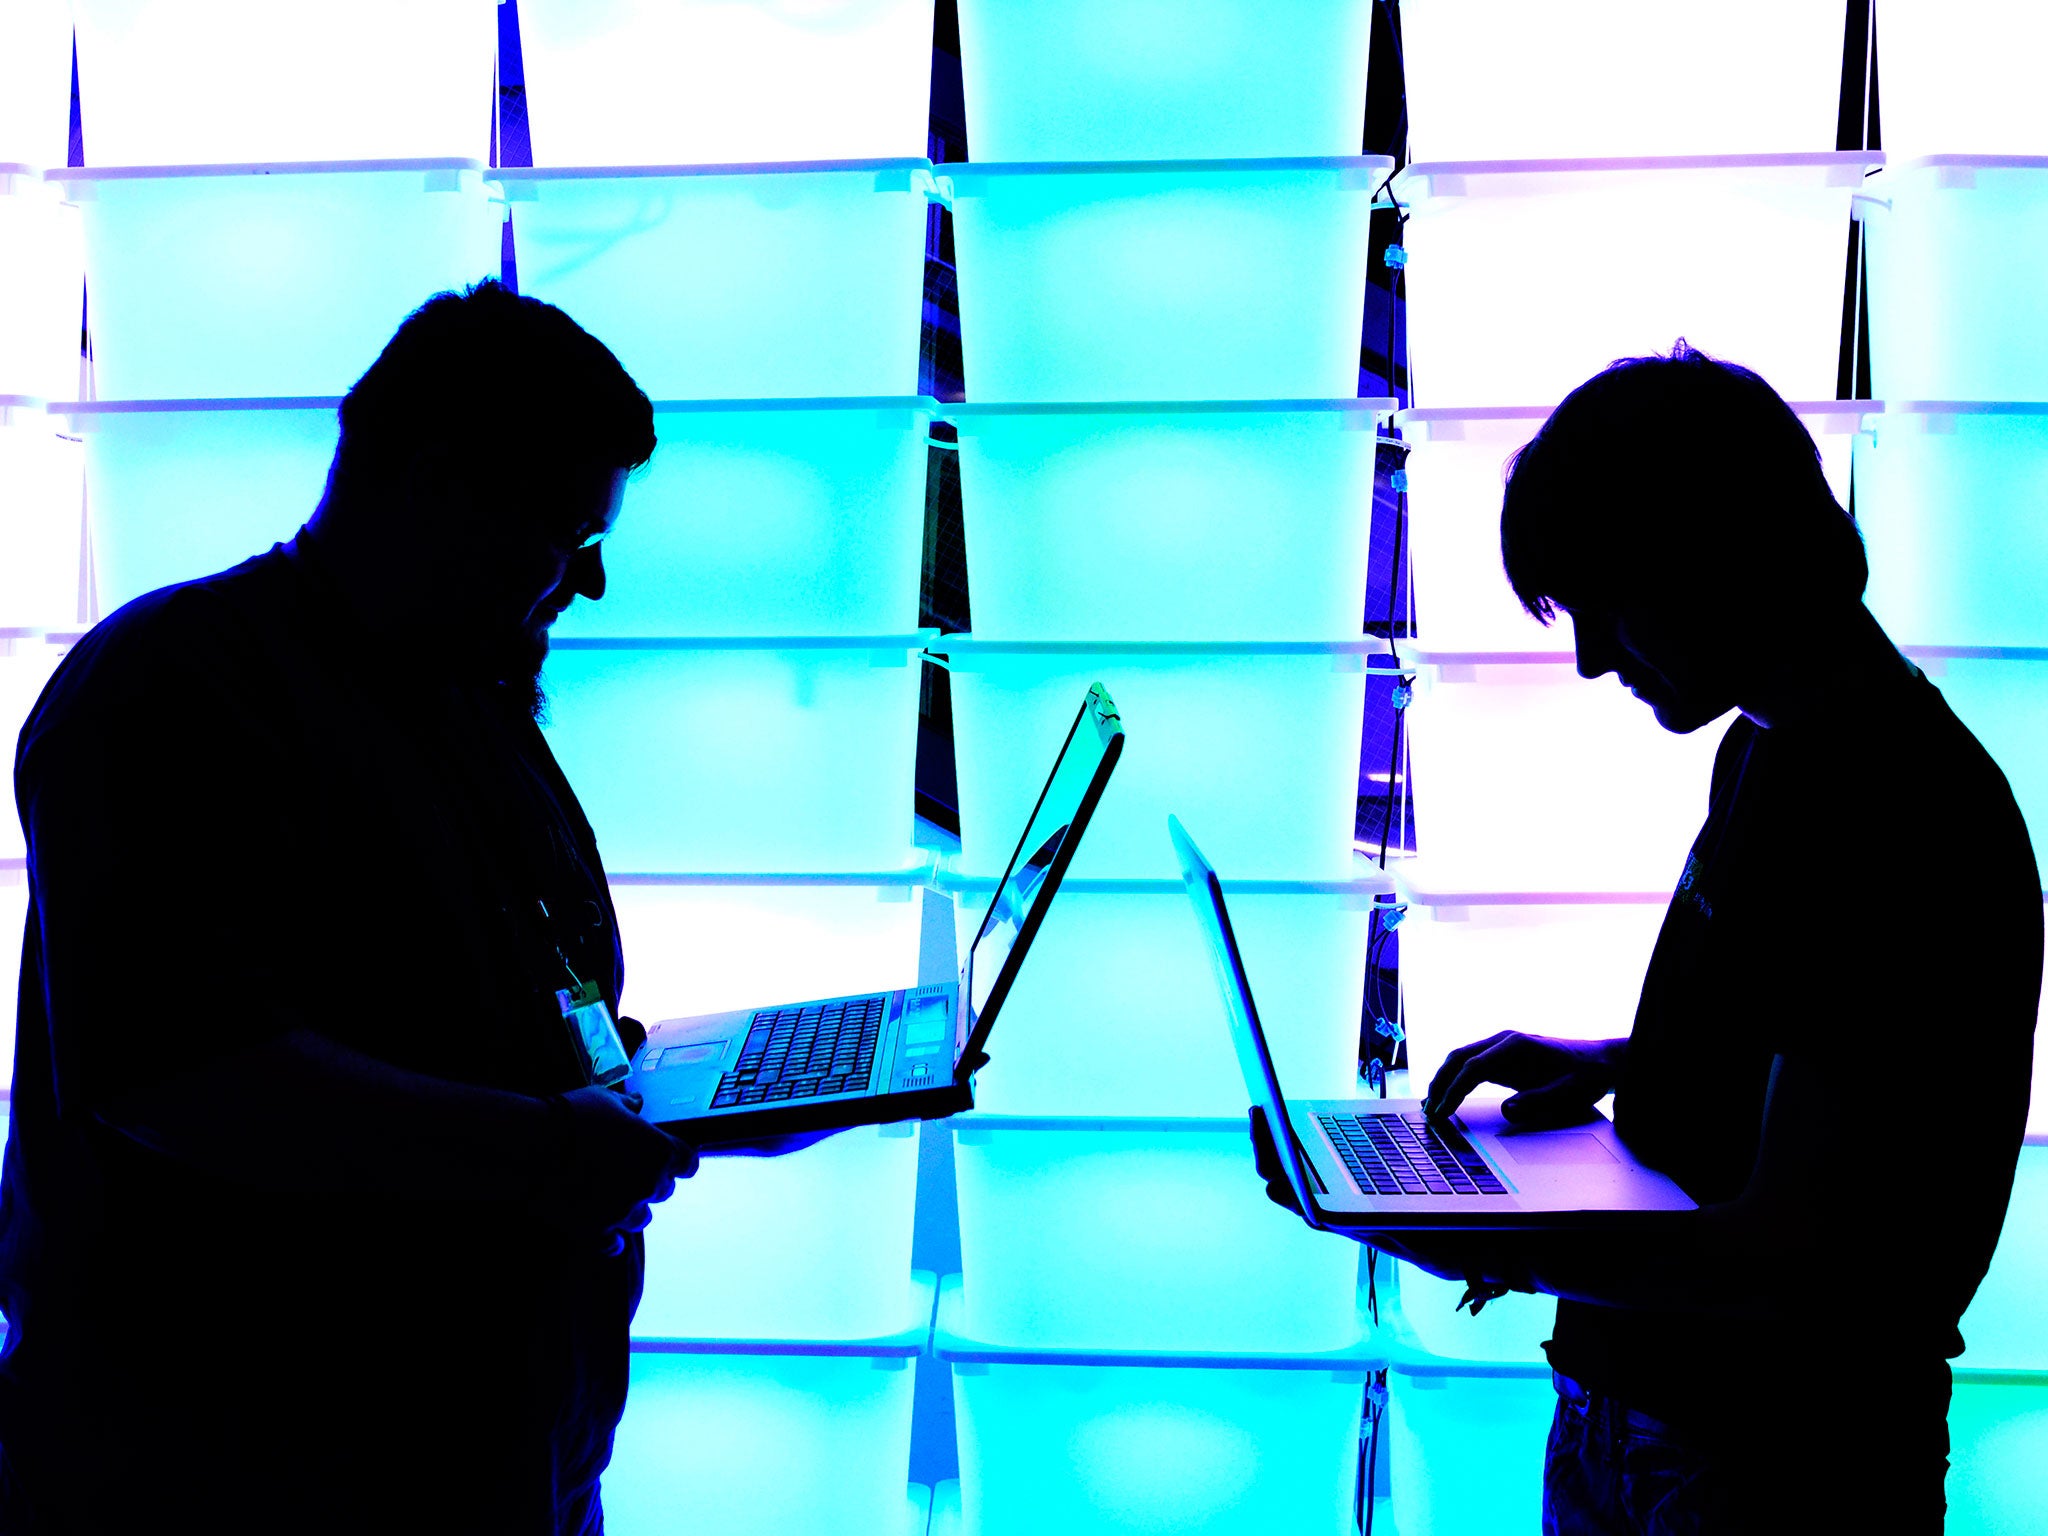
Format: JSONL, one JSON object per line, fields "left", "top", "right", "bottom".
{"left": 1167, "top": 813, "right": 1329, "bottom": 1231}
{"left": 954, "top": 684, "right": 1125, "bottom": 1079}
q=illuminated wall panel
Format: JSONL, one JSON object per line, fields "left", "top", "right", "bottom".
{"left": 951, "top": 880, "right": 1377, "bottom": 1117}
{"left": 1949, "top": 1378, "right": 2048, "bottom": 1536}
{"left": 0, "top": 407, "right": 81, "bottom": 633}
{"left": 1389, "top": 1261, "right": 1551, "bottom": 1367}
{"left": 946, "top": 643, "right": 1369, "bottom": 881}
{"left": 949, "top": 400, "right": 1391, "bottom": 641}
{"left": 0, "top": 1, "right": 74, "bottom": 171}
{"left": 1874, "top": 0, "right": 2048, "bottom": 159}
{"left": 552, "top": 399, "right": 936, "bottom": 641}
{"left": 0, "top": 176, "right": 82, "bottom": 404}
{"left": 956, "top": 0, "right": 1372, "bottom": 161}
{"left": 58, "top": 163, "right": 502, "bottom": 400}
{"left": 0, "top": 643, "right": 62, "bottom": 864}
{"left": 518, "top": 0, "right": 936, "bottom": 167}
{"left": 503, "top": 163, "right": 937, "bottom": 401}
{"left": 1384, "top": 1364, "right": 1553, "bottom": 1536}
{"left": 946, "top": 159, "right": 1385, "bottom": 402}
{"left": 71, "top": 0, "right": 497, "bottom": 165}
{"left": 62, "top": 399, "right": 337, "bottom": 614}
{"left": 1958, "top": 1146, "right": 2048, "bottom": 1371}
{"left": 1395, "top": 155, "right": 1874, "bottom": 408}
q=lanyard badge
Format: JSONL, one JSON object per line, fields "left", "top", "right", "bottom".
{"left": 559, "top": 976, "right": 632, "bottom": 1088}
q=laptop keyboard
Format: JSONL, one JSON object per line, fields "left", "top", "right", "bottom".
{"left": 1317, "top": 1111, "right": 1507, "bottom": 1197}
{"left": 709, "top": 996, "right": 885, "bottom": 1109}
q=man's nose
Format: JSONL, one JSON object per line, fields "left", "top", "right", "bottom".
{"left": 567, "top": 544, "right": 606, "bottom": 602}
{"left": 1570, "top": 615, "right": 1618, "bottom": 680}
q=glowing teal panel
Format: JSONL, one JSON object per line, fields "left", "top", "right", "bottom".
{"left": 1865, "top": 159, "right": 2048, "bottom": 402}
{"left": 950, "top": 401, "right": 1389, "bottom": 641}
{"left": 504, "top": 164, "right": 932, "bottom": 400}
{"left": 1388, "top": 1261, "right": 1552, "bottom": 1367}
{"left": 946, "top": 645, "right": 1369, "bottom": 880}
{"left": 1386, "top": 1366, "right": 1553, "bottom": 1535}
{"left": 554, "top": 399, "right": 934, "bottom": 640}
{"left": 946, "top": 159, "right": 1384, "bottom": 402}
{"left": 1855, "top": 406, "right": 2048, "bottom": 649}
{"left": 60, "top": 163, "right": 502, "bottom": 399}
{"left": 955, "top": 0, "right": 1371, "bottom": 161}
{"left": 1959, "top": 1146, "right": 2048, "bottom": 1371}
{"left": 1927, "top": 658, "right": 2048, "bottom": 861}
{"left": 951, "top": 882, "right": 1372, "bottom": 1116}
{"left": 68, "top": 400, "right": 338, "bottom": 613}
{"left": 541, "top": 642, "right": 922, "bottom": 874}
{"left": 951, "top": 1119, "right": 1363, "bottom": 1353}
{"left": 1949, "top": 1380, "right": 2048, "bottom": 1536}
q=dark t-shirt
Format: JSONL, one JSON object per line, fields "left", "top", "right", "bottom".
{"left": 0, "top": 536, "right": 637, "bottom": 1534}
{"left": 1546, "top": 667, "right": 2041, "bottom": 1438}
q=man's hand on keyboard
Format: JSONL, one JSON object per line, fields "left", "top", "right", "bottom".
{"left": 1424, "top": 1031, "right": 1627, "bottom": 1128}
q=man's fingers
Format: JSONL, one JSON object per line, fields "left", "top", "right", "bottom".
{"left": 1423, "top": 1032, "right": 1520, "bottom": 1113}
{"left": 1427, "top": 1038, "right": 1523, "bottom": 1119}
{"left": 1499, "top": 1074, "right": 1604, "bottom": 1129}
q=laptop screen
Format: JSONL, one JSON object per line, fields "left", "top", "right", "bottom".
{"left": 957, "top": 684, "right": 1123, "bottom": 1064}
{"left": 1168, "top": 813, "right": 1328, "bottom": 1228}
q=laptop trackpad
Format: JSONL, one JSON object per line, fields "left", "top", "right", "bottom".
{"left": 1496, "top": 1133, "right": 1616, "bottom": 1166}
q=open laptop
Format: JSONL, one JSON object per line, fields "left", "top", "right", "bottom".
{"left": 1168, "top": 815, "right": 1694, "bottom": 1232}
{"left": 627, "top": 684, "right": 1124, "bottom": 1141}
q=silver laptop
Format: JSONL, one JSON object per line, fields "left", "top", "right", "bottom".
{"left": 1168, "top": 814, "right": 1695, "bottom": 1232}
{"left": 626, "top": 684, "right": 1124, "bottom": 1142}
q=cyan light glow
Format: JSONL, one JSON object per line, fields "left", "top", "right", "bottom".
{"left": 1397, "top": 0, "right": 1843, "bottom": 160}
{"left": 946, "top": 159, "right": 1385, "bottom": 402}
{"left": 61, "top": 164, "right": 502, "bottom": 400}
{"left": 636, "top": 1124, "right": 920, "bottom": 1344}
{"left": 1959, "top": 1147, "right": 2048, "bottom": 1371}
{"left": 1403, "top": 659, "right": 1724, "bottom": 892}
{"left": 1863, "top": 159, "right": 2048, "bottom": 402}
{"left": 1874, "top": 0, "right": 2048, "bottom": 158}
{"left": 951, "top": 1120, "right": 1361, "bottom": 1353}
{"left": 70, "top": 0, "right": 497, "bottom": 164}
{"left": 1386, "top": 1366, "right": 1553, "bottom": 1536}
{"left": 952, "top": 881, "right": 1373, "bottom": 1117}
{"left": 65, "top": 399, "right": 339, "bottom": 613}
{"left": 950, "top": 401, "right": 1390, "bottom": 640}
{"left": 1391, "top": 1261, "right": 1553, "bottom": 1366}
{"left": 518, "top": 0, "right": 936, "bottom": 167}
{"left": 0, "top": 411, "right": 82, "bottom": 632}
{"left": 1856, "top": 405, "right": 2048, "bottom": 649}
{"left": 553, "top": 400, "right": 936, "bottom": 640}
{"left": 541, "top": 642, "right": 924, "bottom": 875}
{"left": 1396, "top": 156, "right": 1871, "bottom": 407}
{"left": 0, "top": 178, "right": 83, "bottom": 403}
{"left": 505, "top": 164, "right": 935, "bottom": 401}
{"left": 1948, "top": 1378, "right": 2048, "bottom": 1536}
{"left": 1925, "top": 659, "right": 2048, "bottom": 907}
{"left": 946, "top": 645, "right": 1369, "bottom": 881}
{"left": 956, "top": 0, "right": 1372, "bottom": 161}
{"left": 0, "top": 1, "right": 73, "bottom": 170}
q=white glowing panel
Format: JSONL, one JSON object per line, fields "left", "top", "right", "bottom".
{"left": 1403, "top": 659, "right": 1723, "bottom": 892}
{"left": 637, "top": 1125, "right": 920, "bottom": 1342}
{"left": 0, "top": 409, "right": 81, "bottom": 632}
{"left": 61, "top": 163, "right": 502, "bottom": 400}
{"left": 504, "top": 164, "right": 934, "bottom": 401}
{"left": 518, "top": 0, "right": 935, "bottom": 166}
{"left": 951, "top": 881, "right": 1374, "bottom": 1117}
{"left": 542, "top": 642, "right": 921, "bottom": 874}
{"left": 0, "top": 879, "right": 25, "bottom": 1091}
{"left": 950, "top": 401, "right": 1389, "bottom": 641}
{"left": 71, "top": 0, "right": 496, "bottom": 165}
{"left": 554, "top": 399, "right": 934, "bottom": 641}
{"left": 1959, "top": 1145, "right": 2048, "bottom": 1371}
{"left": 956, "top": 0, "right": 1371, "bottom": 161}
{"left": 1385, "top": 1366, "right": 1553, "bottom": 1536}
{"left": 1875, "top": 1, "right": 2048, "bottom": 159}
{"left": 1390, "top": 1261, "right": 1552, "bottom": 1366}
{"left": 951, "top": 1118, "right": 1361, "bottom": 1352}
{"left": 1928, "top": 658, "right": 2048, "bottom": 868}
{"left": 66, "top": 400, "right": 337, "bottom": 613}
{"left": 1863, "top": 159, "right": 2048, "bottom": 402}
{"left": 1856, "top": 406, "right": 2048, "bottom": 649}
{"left": 946, "top": 644, "right": 1369, "bottom": 880}
{"left": 0, "top": 176, "right": 82, "bottom": 403}
{"left": 1394, "top": 887, "right": 1668, "bottom": 1095}
{"left": 939, "top": 1279, "right": 1367, "bottom": 1536}
{"left": 1399, "top": 0, "right": 1842, "bottom": 160}
{"left": 1950, "top": 1381, "right": 2048, "bottom": 1536}
{"left": 0, "top": 1, "right": 73, "bottom": 170}
{"left": 610, "top": 881, "right": 924, "bottom": 1026}
{"left": 947, "top": 158, "right": 1385, "bottom": 402}
{"left": 605, "top": 1296, "right": 924, "bottom": 1536}
{"left": 1399, "top": 403, "right": 1858, "bottom": 652}
{"left": 0, "top": 643, "right": 62, "bottom": 863}
{"left": 1395, "top": 156, "right": 1871, "bottom": 408}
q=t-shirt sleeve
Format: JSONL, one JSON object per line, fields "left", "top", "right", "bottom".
{"left": 16, "top": 593, "right": 315, "bottom": 1114}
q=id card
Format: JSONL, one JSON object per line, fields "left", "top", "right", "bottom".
{"left": 558, "top": 979, "right": 632, "bottom": 1088}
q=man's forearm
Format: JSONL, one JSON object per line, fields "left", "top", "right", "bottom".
{"left": 97, "top": 1028, "right": 558, "bottom": 1203}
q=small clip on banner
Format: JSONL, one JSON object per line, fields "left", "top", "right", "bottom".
{"left": 559, "top": 978, "right": 632, "bottom": 1088}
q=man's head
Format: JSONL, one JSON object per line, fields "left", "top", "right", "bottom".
{"left": 313, "top": 280, "right": 655, "bottom": 716}
{"left": 1499, "top": 342, "right": 1868, "bottom": 733}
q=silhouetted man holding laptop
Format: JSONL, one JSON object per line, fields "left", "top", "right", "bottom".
{"left": 1248, "top": 348, "right": 2040, "bottom": 1533}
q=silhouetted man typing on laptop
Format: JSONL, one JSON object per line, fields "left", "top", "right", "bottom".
{"left": 1255, "top": 347, "right": 2040, "bottom": 1533}
{"left": 0, "top": 283, "right": 756, "bottom": 1534}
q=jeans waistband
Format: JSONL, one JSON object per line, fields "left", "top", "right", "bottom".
{"left": 1551, "top": 1371, "right": 1686, "bottom": 1441}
